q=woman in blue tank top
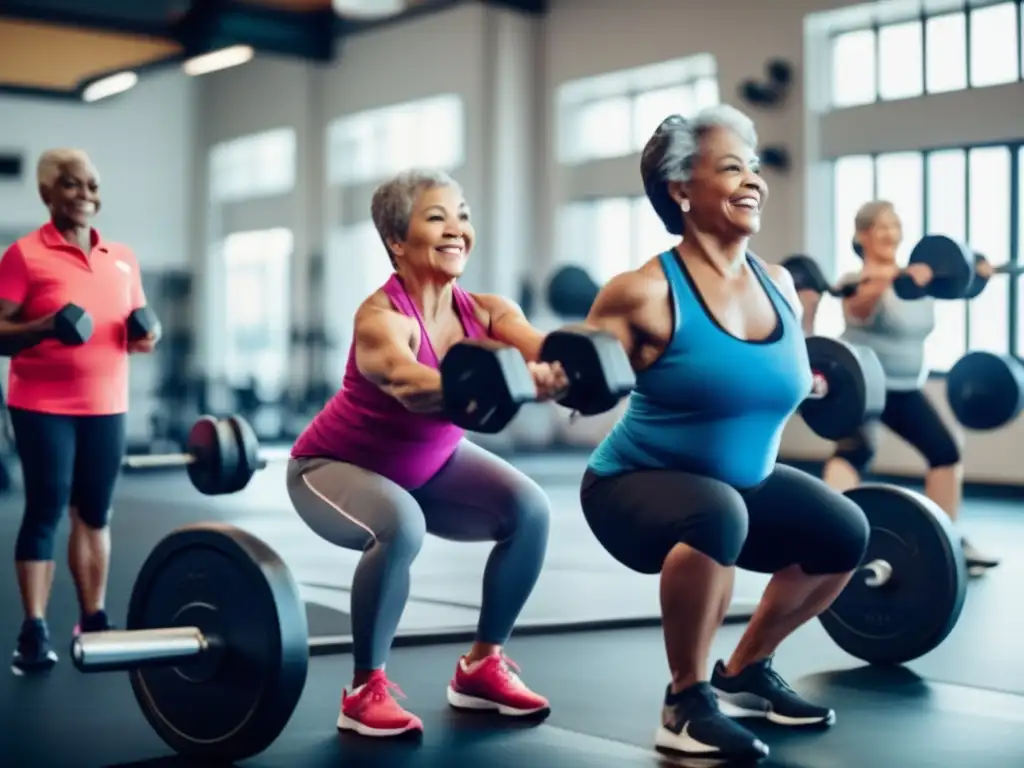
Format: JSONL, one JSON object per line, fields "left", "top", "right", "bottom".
{"left": 578, "top": 107, "right": 871, "bottom": 764}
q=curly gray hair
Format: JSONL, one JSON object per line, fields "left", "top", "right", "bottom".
{"left": 640, "top": 105, "right": 758, "bottom": 235}
{"left": 370, "top": 169, "right": 462, "bottom": 266}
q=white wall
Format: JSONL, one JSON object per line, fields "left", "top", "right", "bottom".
{"left": 0, "top": 70, "right": 196, "bottom": 271}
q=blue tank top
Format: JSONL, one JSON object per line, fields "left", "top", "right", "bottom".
{"left": 588, "top": 250, "right": 812, "bottom": 489}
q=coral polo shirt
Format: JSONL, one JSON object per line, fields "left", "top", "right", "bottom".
{"left": 0, "top": 222, "right": 146, "bottom": 415}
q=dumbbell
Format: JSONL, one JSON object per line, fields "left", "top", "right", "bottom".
{"left": 127, "top": 305, "right": 162, "bottom": 341}
{"left": 962, "top": 252, "right": 1024, "bottom": 300}
{"left": 123, "top": 414, "right": 271, "bottom": 495}
{"left": 946, "top": 351, "right": 1024, "bottom": 431}
{"left": 798, "top": 336, "right": 887, "bottom": 441}
{"left": 440, "top": 329, "right": 636, "bottom": 433}
{"left": 71, "top": 523, "right": 309, "bottom": 761}
{"left": 0, "top": 302, "right": 93, "bottom": 356}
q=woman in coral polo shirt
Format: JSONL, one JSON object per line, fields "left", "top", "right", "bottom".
{"left": 0, "top": 149, "right": 159, "bottom": 675}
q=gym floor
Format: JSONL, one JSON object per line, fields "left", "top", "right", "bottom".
{"left": 1, "top": 451, "right": 1022, "bottom": 767}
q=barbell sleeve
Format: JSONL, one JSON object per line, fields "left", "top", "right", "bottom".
{"left": 861, "top": 559, "right": 892, "bottom": 588}
{"left": 71, "top": 627, "right": 211, "bottom": 673}
{"left": 122, "top": 452, "right": 196, "bottom": 470}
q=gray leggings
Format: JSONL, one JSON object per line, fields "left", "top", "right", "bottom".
{"left": 286, "top": 441, "right": 551, "bottom": 670}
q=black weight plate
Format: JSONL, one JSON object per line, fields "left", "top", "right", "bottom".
{"left": 224, "top": 415, "right": 260, "bottom": 493}
{"left": 819, "top": 484, "right": 967, "bottom": 665}
{"left": 800, "top": 337, "right": 876, "bottom": 441}
{"left": 963, "top": 253, "right": 989, "bottom": 300}
{"left": 127, "top": 524, "right": 309, "bottom": 761}
{"left": 947, "top": 351, "right": 1024, "bottom": 430}
{"left": 547, "top": 265, "right": 600, "bottom": 317}
{"left": 909, "top": 235, "right": 973, "bottom": 299}
{"left": 440, "top": 342, "right": 534, "bottom": 433}
{"left": 185, "top": 417, "right": 222, "bottom": 495}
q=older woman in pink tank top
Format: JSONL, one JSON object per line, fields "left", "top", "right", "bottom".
{"left": 288, "top": 169, "right": 564, "bottom": 738}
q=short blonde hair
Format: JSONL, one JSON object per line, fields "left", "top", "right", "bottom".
{"left": 854, "top": 200, "right": 896, "bottom": 233}
{"left": 36, "top": 148, "right": 96, "bottom": 187}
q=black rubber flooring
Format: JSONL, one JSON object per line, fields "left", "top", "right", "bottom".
{"left": 3, "top": 625, "right": 1024, "bottom": 767}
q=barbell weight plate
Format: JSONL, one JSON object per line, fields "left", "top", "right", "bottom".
{"left": 946, "top": 351, "right": 1024, "bottom": 430}
{"left": 819, "top": 484, "right": 967, "bottom": 666}
{"left": 224, "top": 415, "right": 261, "bottom": 493}
{"left": 908, "top": 235, "right": 975, "bottom": 299}
{"left": 185, "top": 416, "right": 228, "bottom": 495}
{"left": 800, "top": 337, "right": 885, "bottom": 441}
{"left": 963, "top": 253, "right": 989, "bottom": 300}
{"left": 126, "top": 523, "right": 309, "bottom": 761}
{"left": 547, "top": 264, "right": 600, "bottom": 318}
{"left": 781, "top": 254, "right": 831, "bottom": 294}
{"left": 540, "top": 328, "right": 635, "bottom": 415}
{"left": 440, "top": 340, "right": 536, "bottom": 434}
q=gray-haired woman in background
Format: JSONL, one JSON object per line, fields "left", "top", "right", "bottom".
{"left": 822, "top": 200, "right": 999, "bottom": 575}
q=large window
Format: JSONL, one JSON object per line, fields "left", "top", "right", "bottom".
{"left": 830, "top": 2, "right": 1023, "bottom": 108}
{"left": 210, "top": 128, "right": 297, "bottom": 203}
{"left": 824, "top": 141, "right": 1022, "bottom": 373}
{"left": 221, "top": 228, "right": 293, "bottom": 397}
{"left": 327, "top": 94, "right": 464, "bottom": 187}
{"left": 558, "top": 55, "right": 719, "bottom": 165}
{"left": 558, "top": 197, "right": 676, "bottom": 284}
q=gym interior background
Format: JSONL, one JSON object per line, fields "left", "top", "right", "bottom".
{"left": 2, "top": 0, "right": 1024, "bottom": 763}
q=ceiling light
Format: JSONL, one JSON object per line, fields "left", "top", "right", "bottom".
{"left": 182, "top": 45, "right": 254, "bottom": 77}
{"left": 332, "top": 0, "right": 406, "bottom": 19}
{"left": 81, "top": 71, "right": 138, "bottom": 102}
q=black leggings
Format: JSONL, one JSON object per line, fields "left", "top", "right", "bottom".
{"left": 832, "top": 388, "right": 960, "bottom": 473}
{"left": 10, "top": 408, "right": 126, "bottom": 561}
{"left": 580, "top": 464, "right": 869, "bottom": 574}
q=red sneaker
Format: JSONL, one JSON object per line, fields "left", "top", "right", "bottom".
{"left": 446, "top": 654, "right": 550, "bottom": 717}
{"left": 337, "top": 670, "right": 423, "bottom": 737}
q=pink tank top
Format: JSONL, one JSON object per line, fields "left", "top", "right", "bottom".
{"left": 291, "top": 274, "right": 489, "bottom": 489}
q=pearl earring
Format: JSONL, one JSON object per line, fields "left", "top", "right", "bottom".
{"left": 680, "top": 199, "right": 690, "bottom": 213}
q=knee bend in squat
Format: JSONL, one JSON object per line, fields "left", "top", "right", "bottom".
{"left": 799, "top": 501, "right": 870, "bottom": 575}
{"left": 496, "top": 485, "right": 551, "bottom": 548}
{"left": 678, "top": 502, "right": 749, "bottom": 569}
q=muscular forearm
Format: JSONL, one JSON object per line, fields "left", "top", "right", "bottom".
{"left": 380, "top": 362, "right": 445, "bottom": 413}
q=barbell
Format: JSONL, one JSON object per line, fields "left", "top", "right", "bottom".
{"left": 946, "top": 351, "right": 1024, "bottom": 431}
{"left": 783, "top": 234, "right": 978, "bottom": 302}
{"left": 70, "top": 523, "right": 310, "bottom": 761}
{"left": 68, "top": 481, "right": 969, "bottom": 761}
{"left": 962, "top": 252, "right": 1024, "bottom": 300}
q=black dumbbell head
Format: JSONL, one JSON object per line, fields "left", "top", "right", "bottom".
{"left": 440, "top": 341, "right": 536, "bottom": 433}
{"left": 127, "top": 306, "right": 160, "bottom": 342}
{"left": 54, "top": 303, "right": 93, "bottom": 345}
{"left": 540, "top": 329, "right": 635, "bottom": 415}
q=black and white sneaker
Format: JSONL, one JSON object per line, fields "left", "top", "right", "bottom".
{"left": 712, "top": 657, "right": 834, "bottom": 727}
{"left": 655, "top": 681, "right": 769, "bottom": 763}
{"left": 962, "top": 539, "right": 999, "bottom": 576}
{"left": 12, "top": 618, "right": 58, "bottom": 676}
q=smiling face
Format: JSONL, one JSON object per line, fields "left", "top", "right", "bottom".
{"left": 674, "top": 125, "right": 767, "bottom": 238}
{"left": 388, "top": 184, "right": 474, "bottom": 280}
{"left": 40, "top": 155, "right": 100, "bottom": 229}
{"left": 857, "top": 205, "right": 902, "bottom": 265}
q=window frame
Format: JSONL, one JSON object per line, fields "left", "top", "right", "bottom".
{"left": 829, "top": 137, "right": 1023, "bottom": 377}
{"left": 827, "top": 1, "right": 1024, "bottom": 108}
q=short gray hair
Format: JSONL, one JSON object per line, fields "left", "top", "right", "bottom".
{"left": 640, "top": 104, "right": 758, "bottom": 235}
{"left": 854, "top": 200, "right": 896, "bottom": 233}
{"left": 370, "top": 169, "right": 462, "bottom": 266}
{"left": 37, "top": 148, "right": 95, "bottom": 187}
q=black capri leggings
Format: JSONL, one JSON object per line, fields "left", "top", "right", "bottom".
{"left": 10, "top": 407, "right": 127, "bottom": 561}
{"left": 580, "top": 464, "right": 869, "bottom": 575}
{"left": 832, "top": 388, "right": 960, "bottom": 473}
